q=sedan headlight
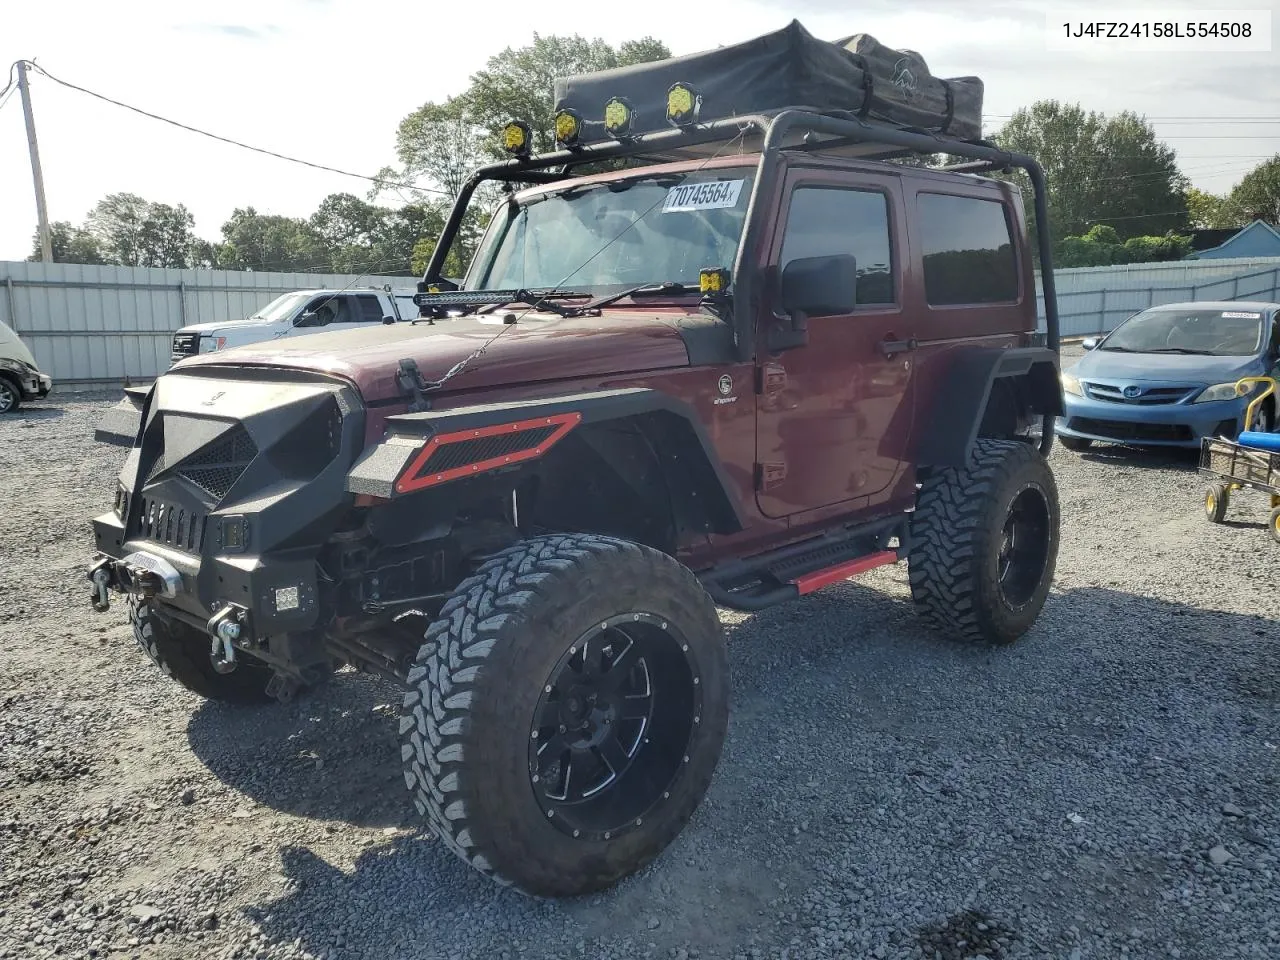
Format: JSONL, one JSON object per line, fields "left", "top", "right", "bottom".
{"left": 1193, "top": 382, "right": 1248, "bottom": 404}
{"left": 1060, "top": 373, "right": 1083, "bottom": 397}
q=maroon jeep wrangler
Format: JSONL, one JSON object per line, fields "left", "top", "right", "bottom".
{"left": 88, "top": 33, "right": 1064, "bottom": 897}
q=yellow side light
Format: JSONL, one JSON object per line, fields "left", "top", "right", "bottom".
{"left": 554, "top": 109, "right": 582, "bottom": 146}
{"left": 603, "top": 97, "right": 635, "bottom": 138}
{"left": 501, "top": 121, "right": 531, "bottom": 158}
{"left": 666, "top": 82, "right": 700, "bottom": 126}
{"left": 699, "top": 267, "right": 729, "bottom": 295}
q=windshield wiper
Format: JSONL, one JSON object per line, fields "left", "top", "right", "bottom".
{"left": 1145, "top": 347, "right": 1214, "bottom": 355}
{"left": 577, "top": 281, "right": 697, "bottom": 313}
{"left": 1098, "top": 345, "right": 1134, "bottom": 352}
{"left": 475, "top": 289, "right": 591, "bottom": 318}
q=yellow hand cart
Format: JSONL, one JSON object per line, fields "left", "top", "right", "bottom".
{"left": 1198, "top": 376, "right": 1280, "bottom": 543}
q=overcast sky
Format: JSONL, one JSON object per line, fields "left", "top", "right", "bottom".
{"left": 1, "top": 0, "right": 1276, "bottom": 261}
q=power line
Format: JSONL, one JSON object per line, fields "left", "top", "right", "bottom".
{"left": 15, "top": 60, "right": 450, "bottom": 198}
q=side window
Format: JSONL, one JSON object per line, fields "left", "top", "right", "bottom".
{"left": 917, "top": 194, "right": 1019, "bottom": 305}
{"left": 779, "top": 187, "right": 894, "bottom": 306}
{"left": 355, "top": 295, "right": 384, "bottom": 322}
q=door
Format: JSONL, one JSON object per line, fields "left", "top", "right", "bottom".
{"left": 754, "top": 171, "right": 914, "bottom": 520}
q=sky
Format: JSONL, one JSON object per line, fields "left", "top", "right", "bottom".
{"left": 1, "top": 0, "right": 1276, "bottom": 262}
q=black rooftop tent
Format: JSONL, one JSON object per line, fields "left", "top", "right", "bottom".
{"left": 553, "top": 20, "right": 985, "bottom": 159}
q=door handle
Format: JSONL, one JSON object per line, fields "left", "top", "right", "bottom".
{"left": 878, "top": 336, "right": 918, "bottom": 359}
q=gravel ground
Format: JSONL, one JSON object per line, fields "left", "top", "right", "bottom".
{"left": 1, "top": 350, "right": 1277, "bottom": 960}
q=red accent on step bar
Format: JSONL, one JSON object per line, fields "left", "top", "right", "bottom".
{"left": 792, "top": 550, "right": 900, "bottom": 595}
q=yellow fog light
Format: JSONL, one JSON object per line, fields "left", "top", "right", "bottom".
{"left": 554, "top": 109, "right": 583, "bottom": 146}
{"left": 604, "top": 97, "right": 635, "bottom": 138}
{"left": 666, "top": 82, "right": 700, "bottom": 126}
{"left": 699, "top": 267, "right": 730, "bottom": 296}
{"left": 501, "top": 120, "right": 531, "bottom": 158}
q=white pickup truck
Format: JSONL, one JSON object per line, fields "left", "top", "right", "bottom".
{"left": 169, "top": 286, "right": 420, "bottom": 365}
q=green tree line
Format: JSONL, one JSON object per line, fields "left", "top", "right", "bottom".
{"left": 28, "top": 32, "right": 1280, "bottom": 275}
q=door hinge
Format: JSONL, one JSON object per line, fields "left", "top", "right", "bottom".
{"left": 754, "top": 461, "right": 787, "bottom": 491}
{"left": 755, "top": 363, "right": 787, "bottom": 396}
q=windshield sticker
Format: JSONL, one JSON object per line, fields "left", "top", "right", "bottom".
{"left": 662, "top": 180, "right": 745, "bottom": 213}
{"left": 1222, "top": 311, "right": 1261, "bottom": 319}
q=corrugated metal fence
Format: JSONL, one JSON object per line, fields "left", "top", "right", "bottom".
{"left": 3, "top": 256, "right": 1279, "bottom": 388}
{"left": 1035, "top": 256, "right": 1280, "bottom": 337}
{"left": 0, "top": 261, "right": 374, "bottom": 388}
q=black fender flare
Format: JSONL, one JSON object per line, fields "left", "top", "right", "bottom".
{"left": 346, "top": 387, "right": 748, "bottom": 533}
{"left": 914, "top": 346, "right": 1063, "bottom": 467}
{"left": 94, "top": 385, "right": 152, "bottom": 446}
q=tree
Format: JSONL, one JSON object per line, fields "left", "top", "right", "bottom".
{"left": 1186, "top": 187, "right": 1242, "bottom": 230}
{"left": 29, "top": 221, "right": 109, "bottom": 264}
{"left": 1055, "top": 224, "right": 1192, "bottom": 267}
{"left": 467, "top": 34, "right": 670, "bottom": 155}
{"left": 381, "top": 34, "right": 671, "bottom": 201}
{"left": 1227, "top": 154, "right": 1280, "bottom": 226}
{"left": 994, "top": 102, "right": 1188, "bottom": 252}
{"left": 215, "top": 207, "right": 330, "bottom": 273}
{"left": 85, "top": 193, "right": 201, "bottom": 267}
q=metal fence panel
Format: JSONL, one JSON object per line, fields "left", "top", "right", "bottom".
{"left": 0, "top": 261, "right": 382, "bottom": 386}
{"left": 5, "top": 256, "right": 1279, "bottom": 386}
{"left": 1035, "top": 256, "right": 1280, "bottom": 337}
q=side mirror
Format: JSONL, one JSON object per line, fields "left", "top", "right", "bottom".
{"left": 295, "top": 311, "right": 319, "bottom": 328}
{"left": 770, "top": 254, "right": 858, "bottom": 352}
{"left": 1081, "top": 336, "right": 1100, "bottom": 351}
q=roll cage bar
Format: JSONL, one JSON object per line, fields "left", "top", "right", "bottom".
{"left": 421, "top": 110, "right": 1060, "bottom": 363}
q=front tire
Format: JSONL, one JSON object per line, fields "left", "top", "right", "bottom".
{"left": 400, "top": 534, "right": 729, "bottom": 897}
{"left": 0, "top": 377, "right": 21, "bottom": 414}
{"left": 129, "top": 597, "right": 274, "bottom": 703}
{"left": 908, "top": 439, "right": 1061, "bottom": 645}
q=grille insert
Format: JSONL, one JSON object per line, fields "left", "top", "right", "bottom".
{"left": 1069, "top": 417, "right": 1193, "bottom": 442}
{"left": 176, "top": 425, "right": 258, "bottom": 500}
{"left": 1083, "top": 382, "right": 1195, "bottom": 405}
{"left": 421, "top": 427, "right": 557, "bottom": 474}
{"left": 134, "top": 498, "right": 206, "bottom": 552}
{"left": 171, "top": 333, "right": 199, "bottom": 358}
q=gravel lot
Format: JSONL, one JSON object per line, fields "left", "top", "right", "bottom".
{"left": 2, "top": 350, "right": 1277, "bottom": 960}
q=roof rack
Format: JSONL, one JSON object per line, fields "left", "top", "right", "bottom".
{"left": 422, "top": 109, "right": 1059, "bottom": 360}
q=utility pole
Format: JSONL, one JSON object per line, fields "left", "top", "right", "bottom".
{"left": 17, "top": 60, "right": 54, "bottom": 263}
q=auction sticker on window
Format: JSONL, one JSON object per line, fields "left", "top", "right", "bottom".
{"left": 1222, "top": 311, "right": 1262, "bottom": 319}
{"left": 663, "top": 180, "right": 745, "bottom": 213}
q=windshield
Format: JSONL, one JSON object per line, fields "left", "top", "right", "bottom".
{"left": 469, "top": 169, "right": 756, "bottom": 295}
{"left": 249, "top": 292, "right": 311, "bottom": 322}
{"left": 1101, "top": 307, "right": 1266, "bottom": 356}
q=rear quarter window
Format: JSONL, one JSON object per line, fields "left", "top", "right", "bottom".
{"left": 917, "top": 193, "right": 1019, "bottom": 306}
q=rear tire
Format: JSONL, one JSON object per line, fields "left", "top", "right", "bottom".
{"left": 0, "top": 377, "right": 21, "bottom": 414}
{"left": 908, "top": 439, "right": 1060, "bottom": 645}
{"left": 400, "top": 534, "right": 729, "bottom": 897}
{"left": 1267, "top": 506, "right": 1280, "bottom": 544}
{"left": 1203, "top": 483, "right": 1230, "bottom": 524}
{"left": 129, "top": 597, "right": 274, "bottom": 704}
{"left": 1058, "top": 435, "right": 1092, "bottom": 452}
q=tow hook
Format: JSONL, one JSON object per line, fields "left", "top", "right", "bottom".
{"left": 207, "top": 607, "right": 244, "bottom": 674}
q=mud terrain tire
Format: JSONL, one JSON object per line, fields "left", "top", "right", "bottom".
{"left": 400, "top": 534, "right": 729, "bottom": 897}
{"left": 908, "top": 439, "right": 1060, "bottom": 645}
{"left": 129, "top": 597, "right": 274, "bottom": 703}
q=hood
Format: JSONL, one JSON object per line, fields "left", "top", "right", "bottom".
{"left": 174, "top": 309, "right": 702, "bottom": 402}
{"left": 1069, "top": 349, "right": 1263, "bottom": 385}
{"left": 0, "top": 321, "right": 39, "bottom": 369}
{"left": 177, "top": 316, "right": 282, "bottom": 336}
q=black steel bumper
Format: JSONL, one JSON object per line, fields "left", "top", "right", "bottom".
{"left": 91, "top": 511, "right": 323, "bottom": 640}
